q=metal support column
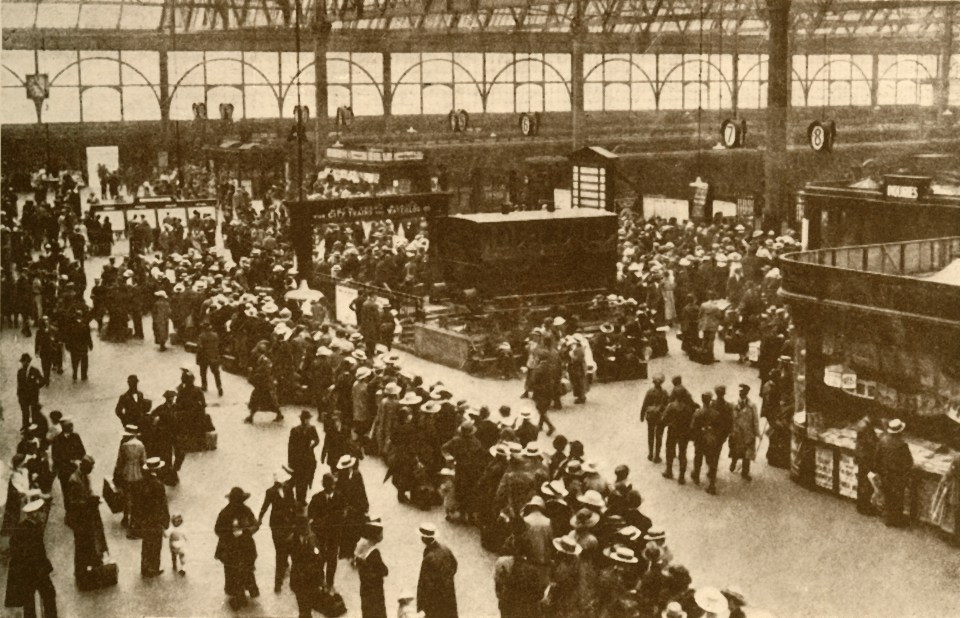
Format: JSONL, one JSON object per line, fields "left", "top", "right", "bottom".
{"left": 763, "top": 0, "right": 791, "bottom": 231}
{"left": 382, "top": 52, "right": 393, "bottom": 134}
{"left": 314, "top": 21, "right": 330, "bottom": 164}
{"left": 936, "top": 6, "right": 955, "bottom": 119}
{"left": 571, "top": 0, "right": 586, "bottom": 150}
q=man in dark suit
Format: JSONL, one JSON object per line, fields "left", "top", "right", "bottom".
{"left": 51, "top": 417, "right": 86, "bottom": 499}
{"left": 307, "top": 473, "right": 343, "bottom": 589}
{"left": 136, "top": 458, "right": 170, "bottom": 577}
{"left": 359, "top": 295, "right": 381, "bottom": 358}
{"left": 62, "top": 308, "right": 93, "bottom": 381}
{"left": 334, "top": 455, "right": 368, "bottom": 559}
{"left": 196, "top": 321, "right": 223, "bottom": 397}
{"left": 288, "top": 410, "right": 320, "bottom": 504}
{"left": 257, "top": 468, "right": 298, "bottom": 592}
{"left": 115, "top": 374, "right": 148, "bottom": 428}
{"left": 17, "top": 353, "right": 44, "bottom": 429}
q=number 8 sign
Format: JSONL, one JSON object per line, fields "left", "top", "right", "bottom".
{"left": 807, "top": 120, "right": 836, "bottom": 152}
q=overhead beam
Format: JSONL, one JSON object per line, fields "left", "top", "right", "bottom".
{"left": 3, "top": 26, "right": 946, "bottom": 54}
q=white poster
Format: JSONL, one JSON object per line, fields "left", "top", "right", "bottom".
{"left": 553, "top": 188, "right": 571, "bottom": 210}
{"left": 335, "top": 284, "right": 359, "bottom": 326}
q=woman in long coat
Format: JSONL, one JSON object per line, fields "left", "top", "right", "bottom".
{"left": 356, "top": 520, "right": 388, "bottom": 618}
{"left": 215, "top": 487, "right": 260, "bottom": 610}
{"left": 66, "top": 455, "right": 108, "bottom": 577}
{"left": 152, "top": 291, "right": 171, "bottom": 351}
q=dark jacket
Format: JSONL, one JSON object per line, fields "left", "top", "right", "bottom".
{"left": 51, "top": 431, "right": 86, "bottom": 478}
{"left": 358, "top": 546, "right": 389, "bottom": 618}
{"left": 307, "top": 489, "right": 344, "bottom": 545}
{"left": 288, "top": 424, "right": 320, "bottom": 471}
{"left": 17, "top": 365, "right": 44, "bottom": 403}
{"left": 136, "top": 474, "right": 170, "bottom": 532}
{"left": 5, "top": 518, "right": 53, "bottom": 608}
{"left": 196, "top": 329, "right": 221, "bottom": 365}
{"left": 418, "top": 541, "right": 459, "bottom": 618}
{"left": 259, "top": 482, "right": 298, "bottom": 532}
{"left": 214, "top": 502, "right": 258, "bottom": 567}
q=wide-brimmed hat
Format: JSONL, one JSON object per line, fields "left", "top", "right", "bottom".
{"left": 490, "top": 443, "right": 510, "bottom": 458}
{"left": 384, "top": 382, "right": 402, "bottom": 396}
{"left": 142, "top": 457, "right": 165, "bottom": 472}
{"left": 552, "top": 534, "right": 583, "bottom": 556}
{"left": 459, "top": 420, "right": 476, "bottom": 435}
{"left": 694, "top": 587, "right": 729, "bottom": 615}
{"left": 522, "top": 496, "right": 546, "bottom": 514}
{"left": 226, "top": 487, "right": 250, "bottom": 502}
{"left": 887, "top": 419, "right": 906, "bottom": 434}
{"left": 541, "top": 479, "right": 568, "bottom": 498}
{"left": 399, "top": 393, "right": 422, "bottom": 406}
{"left": 578, "top": 489, "right": 606, "bottom": 511}
{"left": 421, "top": 401, "right": 441, "bottom": 414}
{"left": 22, "top": 499, "right": 46, "bottom": 514}
{"left": 600, "top": 323, "right": 615, "bottom": 334}
{"left": 617, "top": 525, "right": 643, "bottom": 542}
{"left": 336, "top": 454, "right": 358, "bottom": 470}
{"left": 603, "top": 544, "right": 639, "bottom": 564}
{"left": 520, "top": 409, "right": 534, "bottom": 419}
{"left": 570, "top": 508, "right": 600, "bottom": 529}
{"left": 316, "top": 346, "right": 333, "bottom": 357}
{"left": 355, "top": 367, "right": 372, "bottom": 380}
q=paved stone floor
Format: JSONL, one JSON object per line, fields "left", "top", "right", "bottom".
{"left": 1, "top": 256, "right": 959, "bottom": 618}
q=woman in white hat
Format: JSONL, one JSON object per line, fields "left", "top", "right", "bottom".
{"left": 544, "top": 534, "right": 583, "bottom": 618}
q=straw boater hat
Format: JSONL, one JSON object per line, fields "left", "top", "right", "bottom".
{"left": 603, "top": 545, "right": 639, "bottom": 564}
{"left": 384, "top": 383, "right": 402, "bottom": 396}
{"left": 552, "top": 534, "right": 583, "bottom": 556}
{"left": 617, "top": 525, "right": 643, "bottom": 542}
{"left": 355, "top": 367, "right": 372, "bottom": 380}
{"left": 399, "top": 393, "right": 422, "bottom": 407}
{"left": 421, "top": 401, "right": 441, "bottom": 414}
{"left": 887, "top": 419, "right": 906, "bottom": 434}
{"left": 123, "top": 424, "right": 140, "bottom": 436}
{"left": 541, "top": 479, "right": 568, "bottom": 498}
{"left": 694, "top": 587, "right": 729, "bottom": 615}
{"left": 22, "top": 499, "right": 46, "bottom": 514}
{"left": 143, "top": 457, "right": 165, "bottom": 472}
{"left": 489, "top": 443, "right": 510, "bottom": 458}
{"left": 523, "top": 444, "right": 542, "bottom": 459}
{"left": 336, "top": 455, "right": 358, "bottom": 470}
{"left": 418, "top": 523, "right": 436, "bottom": 539}
{"left": 661, "top": 601, "right": 688, "bottom": 618}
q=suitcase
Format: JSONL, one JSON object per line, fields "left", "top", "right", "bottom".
{"left": 77, "top": 560, "right": 119, "bottom": 591}
{"left": 204, "top": 431, "right": 218, "bottom": 451}
{"left": 184, "top": 341, "right": 198, "bottom": 353}
{"left": 102, "top": 479, "right": 124, "bottom": 514}
{"left": 314, "top": 590, "right": 347, "bottom": 617}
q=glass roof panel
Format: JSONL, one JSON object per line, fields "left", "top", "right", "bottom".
{"left": 119, "top": 4, "right": 162, "bottom": 29}
{"left": 78, "top": 3, "right": 121, "bottom": 28}
{"left": 2, "top": 3, "right": 38, "bottom": 28}
{"left": 35, "top": 3, "right": 80, "bottom": 28}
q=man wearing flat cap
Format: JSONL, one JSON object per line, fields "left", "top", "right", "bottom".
{"left": 728, "top": 384, "right": 760, "bottom": 481}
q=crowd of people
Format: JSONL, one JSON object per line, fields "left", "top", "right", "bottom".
{"left": 1, "top": 174, "right": 798, "bottom": 618}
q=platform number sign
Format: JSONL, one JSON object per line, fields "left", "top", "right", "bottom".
{"left": 720, "top": 118, "right": 747, "bottom": 149}
{"left": 519, "top": 112, "right": 540, "bottom": 137}
{"left": 807, "top": 120, "right": 836, "bottom": 153}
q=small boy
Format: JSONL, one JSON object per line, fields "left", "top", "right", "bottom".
{"left": 168, "top": 513, "right": 187, "bottom": 575}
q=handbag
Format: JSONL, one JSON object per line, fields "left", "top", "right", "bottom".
{"left": 102, "top": 479, "right": 124, "bottom": 514}
{"left": 314, "top": 589, "right": 347, "bottom": 617}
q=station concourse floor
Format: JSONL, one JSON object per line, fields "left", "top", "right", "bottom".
{"left": 1, "top": 257, "right": 959, "bottom": 618}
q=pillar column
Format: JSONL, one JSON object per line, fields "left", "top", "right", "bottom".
{"left": 382, "top": 52, "right": 393, "bottom": 134}
{"left": 730, "top": 50, "right": 739, "bottom": 115}
{"left": 763, "top": 0, "right": 791, "bottom": 231}
{"left": 936, "top": 6, "right": 954, "bottom": 118}
{"left": 314, "top": 27, "right": 329, "bottom": 164}
{"left": 571, "top": 37, "right": 585, "bottom": 150}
